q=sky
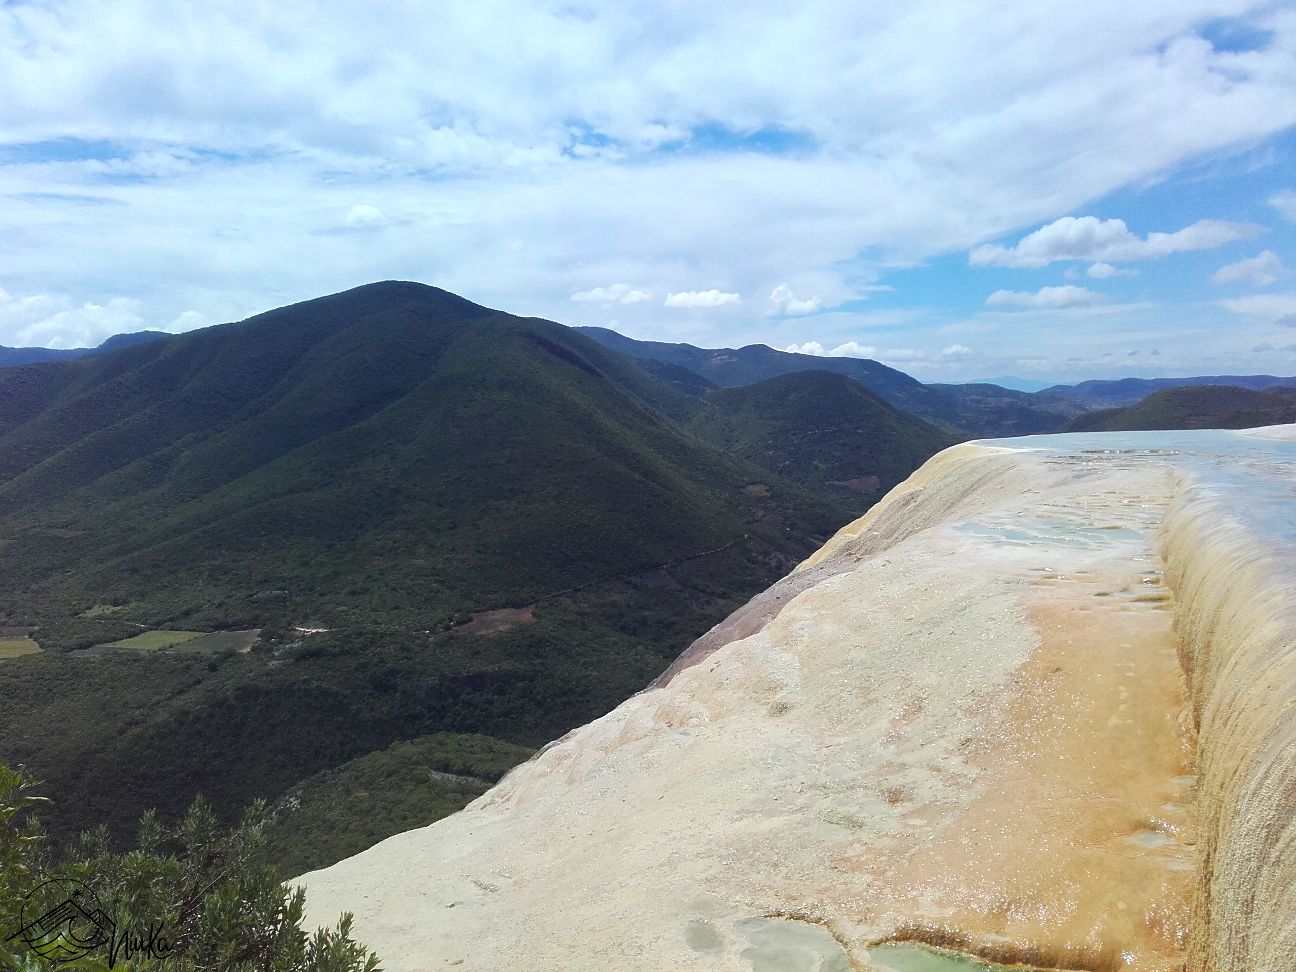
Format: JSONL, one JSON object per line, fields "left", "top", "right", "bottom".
{"left": 2, "top": 1, "right": 1296, "bottom": 383}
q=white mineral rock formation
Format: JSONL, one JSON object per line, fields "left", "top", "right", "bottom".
{"left": 299, "top": 427, "right": 1296, "bottom": 972}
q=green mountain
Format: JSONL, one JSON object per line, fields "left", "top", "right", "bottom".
{"left": 1063, "top": 385, "right": 1296, "bottom": 431}
{"left": 0, "top": 281, "right": 844, "bottom": 864}
{"left": 0, "top": 283, "right": 835, "bottom": 630}
{"left": 684, "top": 371, "right": 957, "bottom": 511}
{"left": 575, "top": 326, "right": 1082, "bottom": 436}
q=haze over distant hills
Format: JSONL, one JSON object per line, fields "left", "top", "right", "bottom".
{"left": 1040, "top": 374, "right": 1296, "bottom": 407}
{"left": 1064, "top": 385, "right": 1296, "bottom": 432}
{"left": 0, "top": 330, "right": 169, "bottom": 366}
{"left": 576, "top": 326, "right": 1083, "bottom": 436}
{"left": 576, "top": 324, "right": 1296, "bottom": 435}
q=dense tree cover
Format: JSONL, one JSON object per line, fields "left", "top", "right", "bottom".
{"left": 0, "top": 283, "right": 834, "bottom": 635}
{"left": 0, "top": 282, "right": 934, "bottom": 878}
{"left": 684, "top": 371, "right": 958, "bottom": 513}
{"left": 260, "top": 733, "right": 535, "bottom": 876}
{"left": 0, "top": 560, "right": 794, "bottom": 868}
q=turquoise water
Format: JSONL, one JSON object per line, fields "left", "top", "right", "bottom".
{"left": 980, "top": 428, "right": 1296, "bottom": 551}
{"left": 867, "top": 942, "right": 1038, "bottom": 971}
{"left": 735, "top": 917, "right": 852, "bottom": 972}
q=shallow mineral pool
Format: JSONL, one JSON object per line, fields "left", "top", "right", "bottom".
{"left": 867, "top": 942, "right": 1041, "bottom": 971}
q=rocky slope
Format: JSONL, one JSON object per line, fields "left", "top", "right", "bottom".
{"left": 299, "top": 426, "right": 1296, "bottom": 972}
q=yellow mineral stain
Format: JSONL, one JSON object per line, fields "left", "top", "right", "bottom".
{"left": 873, "top": 572, "right": 1195, "bottom": 971}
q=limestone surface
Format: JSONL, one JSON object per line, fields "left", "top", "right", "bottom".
{"left": 299, "top": 427, "right": 1296, "bottom": 972}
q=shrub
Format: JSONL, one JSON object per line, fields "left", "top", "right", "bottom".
{"left": 0, "top": 764, "right": 379, "bottom": 972}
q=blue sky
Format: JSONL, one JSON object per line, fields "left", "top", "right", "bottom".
{"left": 2, "top": 0, "right": 1295, "bottom": 382}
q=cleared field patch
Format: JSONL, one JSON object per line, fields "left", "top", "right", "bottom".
{"left": 0, "top": 636, "right": 40, "bottom": 661}
{"left": 172, "top": 629, "right": 261, "bottom": 653}
{"left": 101, "top": 629, "right": 206, "bottom": 651}
{"left": 456, "top": 606, "right": 535, "bottom": 636}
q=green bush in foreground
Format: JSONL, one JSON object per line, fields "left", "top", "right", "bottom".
{"left": 0, "top": 763, "right": 378, "bottom": 972}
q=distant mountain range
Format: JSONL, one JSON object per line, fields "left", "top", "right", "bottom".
{"left": 9, "top": 320, "right": 1291, "bottom": 434}
{"left": 1041, "top": 374, "right": 1296, "bottom": 407}
{"left": 574, "top": 325, "right": 1296, "bottom": 434}
{"left": 1064, "top": 385, "right": 1296, "bottom": 432}
{"left": 0, "top": 330, "right": 169, "bottom": 366}
{"left": 575, "top": 326, "right": 1083, "bottom": 436}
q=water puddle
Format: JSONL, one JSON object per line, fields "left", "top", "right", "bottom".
{"left": 736, "top": 917, "right": 851, "bottom": 972}
{"left": 1130, "top": 829, "right": 1174, "bottom": 848}
{"left": 867, "top": 942, "right": 1053, "bottom": 971}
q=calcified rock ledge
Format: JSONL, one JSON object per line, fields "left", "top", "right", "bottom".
{"left": 299, "top": 426, "right": 1296, "bottom": 972}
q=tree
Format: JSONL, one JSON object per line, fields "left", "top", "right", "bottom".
{"left": 1, "top": 763, "right": 379, "bottom": 972}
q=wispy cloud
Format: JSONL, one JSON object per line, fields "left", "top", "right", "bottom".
{"left": 1211, "top": 250, "right": 1288, "bottom": 287}
{"left": 985, "top": 285, "right": 1106, "bottom": 309}
{"left": 1220, "top": 292, "right": 1296, "bottom": 321}
{"left": 664, "top": 290, "right": 741, "bottom": 309}
{"left": 970, "top": 216, "right": 1261, "bottom": 269}
{"left": 1085, "top": 262, "right": 1137, "bottom": 279}
{"left": 784, "top": 340, "right": 876, "bottom": 358}
{"left": 570, "top": 284, "right": 652, "bottom": 306}
{"left": 1270, "top": 190, "right": 1296, "bottom": 223}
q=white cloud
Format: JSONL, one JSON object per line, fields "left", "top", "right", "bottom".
{"left": 828, "top": 341, "right": 878, "bottom": 358}
{"left": 664, "top": 289, "right": 741, "bottom": 309}
{"left": 784, "top": 341, "right": 826, "bottom": 355}
{"left": 570, "top": 284, "right": 652, "bottom": 306}
{"left": 970, "top": 216, "right": 1262, "bottom": 269}
{"left": 1211, "top": 251, "right": 1289, "bottom": 287}
{"left": 768, "top": 284, "right": 822, "bottom": 316}
{"left": 1085, "top": 262, "right": 1137, "bottom": 279}
{"left": 1270, "top": 191, "right": 1296, "bottom": 223}
{"left": 985, "top": 285, "right": 1106, "bottom": 309}
{"left": 344, "top": 204, "right": 388, "bottom": 228}
{"left": 783, "top": 340, "right": 877, "bottom": 358}
{"left": 941, "top": 343, "right": 972, "bottom": 357}
{"left": 168, "top": 310, "right": 211, "bottom": 331}
{"left": 0, "top": 288, "right": 145, "bottom": 348}
{"left": 1221, "top": 293, "right": 1296, "bottom": 321}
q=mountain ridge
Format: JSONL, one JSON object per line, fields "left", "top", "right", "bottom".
{"left": 0, "top": 280, "right": 851, "bottom": 863}
{"left": 575, "top": 325, "right": 1082, "bottom": 435}
{"left": 0, "top": 329, "right": 170, "bottom": 367}
{"left": 1063, "top": 384, "right": 1296, "bottom": 431}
